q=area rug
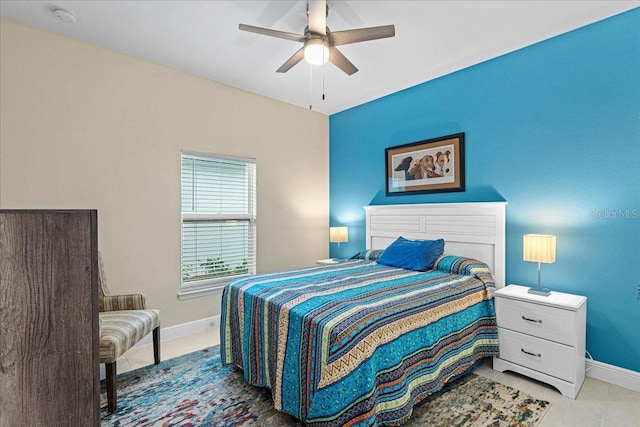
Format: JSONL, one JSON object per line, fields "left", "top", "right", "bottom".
{"left": 101, "top": 346, "right": 550, "bottom": 426}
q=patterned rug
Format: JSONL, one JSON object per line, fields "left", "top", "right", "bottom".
{"left": 101, "top": 346, "right": 550, "bottom": 427}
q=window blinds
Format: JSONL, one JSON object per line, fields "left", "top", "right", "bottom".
{"left": 181, "top": 152, "right": 256, "bottom": 290}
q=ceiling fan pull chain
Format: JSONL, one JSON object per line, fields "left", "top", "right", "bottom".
{"left": 309, "top": 64, "right": 313, "bottom": 110}
{"left": 322, "top": 65, "right": 325, "bottom": 101}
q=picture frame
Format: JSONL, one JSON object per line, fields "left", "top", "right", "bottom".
{"left": 386, "top": 133, "right": 465, "bottom": 195}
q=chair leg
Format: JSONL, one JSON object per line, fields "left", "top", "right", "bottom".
{"left": 106, "top": 361, "right": 117, "bottom": 413}
{"left": 153, "top": 326, "right": 160, "bottom": 365}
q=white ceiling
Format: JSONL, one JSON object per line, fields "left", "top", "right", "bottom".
{"left": 1, "top": 1, "right": 637, "bottom": 115}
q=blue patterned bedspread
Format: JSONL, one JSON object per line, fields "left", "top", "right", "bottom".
{"left": 221, "top": 256, "right": 499, "bottom": 426}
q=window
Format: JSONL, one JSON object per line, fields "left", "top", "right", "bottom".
{"left": 180, "top": 150, "right": 256, "bottom": 298}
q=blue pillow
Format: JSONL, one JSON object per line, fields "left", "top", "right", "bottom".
{"left": 377, "top": 237, "right": 445, "bottom": 271}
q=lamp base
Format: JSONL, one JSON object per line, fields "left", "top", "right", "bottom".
{"left": 528, "top": 287, "right": 551, "bottom": 296}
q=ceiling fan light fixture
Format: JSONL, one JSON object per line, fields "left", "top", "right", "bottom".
{"left": 304, "top": 38, "right": 330, "bottom": 66}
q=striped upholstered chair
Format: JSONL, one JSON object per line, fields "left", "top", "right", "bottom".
{"left": 98, "top": 252, "right": 161, "bottom": 413}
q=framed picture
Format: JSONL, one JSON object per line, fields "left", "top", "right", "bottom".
{"left": 386, "top": 133, "right": 465, "bottom": 195}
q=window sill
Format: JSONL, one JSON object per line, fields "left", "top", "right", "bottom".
{"left": 177, "top": 274, "right": 252, "bottom": 300}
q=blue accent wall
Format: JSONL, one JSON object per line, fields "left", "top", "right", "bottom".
{"left": 329, "top": 9, "right": 639, "bottom": 372}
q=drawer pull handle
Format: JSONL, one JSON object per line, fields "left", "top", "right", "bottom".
{"left": 521, "top": 348, "right": 542, "bottom": 358}
{"left": 521, "top": 315, "right": 542, "bottom": 324}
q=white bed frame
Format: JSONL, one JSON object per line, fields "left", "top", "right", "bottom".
{"left": 364, "top": 202, "right": 507, "bottom": 289}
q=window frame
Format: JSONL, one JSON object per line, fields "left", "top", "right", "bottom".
{"left": 178, "top": 149, "right": 256, "bottom": 299}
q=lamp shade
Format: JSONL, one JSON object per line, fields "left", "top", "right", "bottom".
{"left": 523, "top": 234, "right": 556, "bottom": 264}
{"left": 329, "top": 226, "right": 348, "bottom": 243}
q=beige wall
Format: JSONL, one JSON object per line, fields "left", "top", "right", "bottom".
{"left": 0, "top": 19, "right": 329, "bottom": 327}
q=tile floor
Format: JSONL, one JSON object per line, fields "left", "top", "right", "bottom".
{"left": 118, "top": 330, "right": 640, "bottom": 427}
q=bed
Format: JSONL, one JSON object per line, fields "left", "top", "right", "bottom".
{"left": 221, "top": 202, "right": 506, "bottom": 426}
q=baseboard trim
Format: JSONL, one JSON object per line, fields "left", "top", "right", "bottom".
{"left": 134, "top": 315, "right": 220, "bottom": 347}
{"left": 587, "top": 359, "right": 640, "bottom": 392}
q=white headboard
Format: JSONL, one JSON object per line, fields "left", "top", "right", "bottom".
{"left": 364, "top": 202, "right": 507, "bottom": 289}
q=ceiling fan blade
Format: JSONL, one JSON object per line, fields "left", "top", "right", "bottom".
{"left": 308, "top": 0, "right": 327, "bottom": 35}
{"left": 239, "top": 24, "right": 305, "bottom": 43}
{"left": 276, "top": 47, "right": 305, "bottom": 73}
{"left": 331, "top": 25, "right": 395, "bottom": 46}
{"left": 329, "top": 46, "right": 358, "bottom": 75}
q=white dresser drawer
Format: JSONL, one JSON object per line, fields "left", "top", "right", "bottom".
{"left": 498, "top": 328, "right": 575, "bottom": 382}
{"left": 496, "top": 297, "right": 576, "bottom": 345}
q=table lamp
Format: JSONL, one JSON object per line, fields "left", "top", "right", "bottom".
{"left": 329, "top": 226, "right": 348, "bottom": 247}
{"left": 523, "top": 234, "right": 556, "bottom": 296}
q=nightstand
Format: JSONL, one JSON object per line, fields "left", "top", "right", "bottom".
{"left": 493, "top": 284, "right": 587, "bottom": 399}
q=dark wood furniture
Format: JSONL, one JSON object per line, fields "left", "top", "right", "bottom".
{"left": 0, "top": 210, "right": 100, "bottom": 427}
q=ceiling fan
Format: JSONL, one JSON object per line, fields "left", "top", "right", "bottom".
{"left": 239, "top": 0, "right": 395, "bottom": 75}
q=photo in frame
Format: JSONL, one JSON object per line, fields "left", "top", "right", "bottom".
{"left": 386, "top": 133, "right": 465, "bottom": 195}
